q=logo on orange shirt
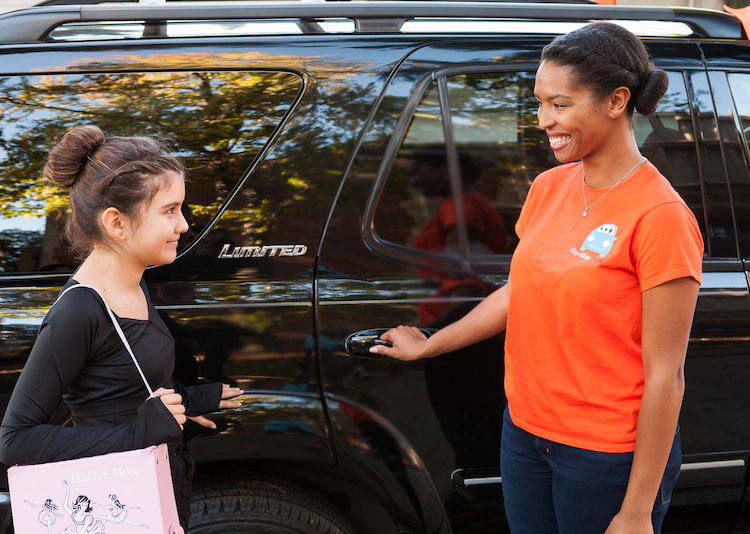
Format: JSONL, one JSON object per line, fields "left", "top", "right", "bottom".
{"left": 580, "top": 224, "right": 618, "bottom": 258}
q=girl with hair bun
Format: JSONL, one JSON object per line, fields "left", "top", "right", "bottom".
{"left": 0, "top": 125, "right": 244, "bottom": 530}
{"left": 369, "top": 22, "right": 703, "bottom": 533}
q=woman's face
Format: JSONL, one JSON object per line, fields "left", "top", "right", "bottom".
{"left": 125, "top": 171, "right": 189, "bottom": 267}
{"left": 407, "top": 159, "right": 449, "bottom": 198}
{"left": 534, "top": 60, "right": 613, "bottom": 163}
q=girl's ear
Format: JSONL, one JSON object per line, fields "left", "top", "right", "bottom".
{"left": 101, "top": 207, "right": 127, "bottom": 242}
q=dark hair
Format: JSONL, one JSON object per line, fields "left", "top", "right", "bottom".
{"left": 73, "top": 495, "right": 93, "bottom": 513}
{"left": 408, "top": 146, "right": 482, "bottom": 183}
{"left": 540, "top": 22, "right": 668, "bottom": 118}
{"left": 43, "top": 125, "right": 184, "bottom": 260}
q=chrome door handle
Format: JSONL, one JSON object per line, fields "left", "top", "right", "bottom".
{"left": 344, "top": 328, "right": 437, "bottom": 358}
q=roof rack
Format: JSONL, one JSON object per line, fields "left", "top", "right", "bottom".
{"left": 0, "top": 1, "right": 743, "bottom": 43}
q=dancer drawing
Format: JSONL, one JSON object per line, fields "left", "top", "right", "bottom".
{"left": 60, "top": 481, "right": 105, "bottom": 534}
{"left": 93, "top": 494, "right": 149, "bottom": 528}
{"left": 24, "top": 499, "right": 62, "bottom": 533}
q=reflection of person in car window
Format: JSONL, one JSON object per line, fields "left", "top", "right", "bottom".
{"left": 407, "top": 147, "right": 507, "bottom": 478}
{"left": 408, "top": 147, "right": 507, "bottom": 257}
{"left": 407, "top": 146, "right": 507, "bottom": 325}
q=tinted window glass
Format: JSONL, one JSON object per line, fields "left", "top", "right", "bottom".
{"left": 634, "top": 71, "right": 705, "bottom": 247}
{"left": 373, "top": 82, "right": 458, "bottom": 257}
{"left": 444, "top": 70, "right": 705, "bottom": 257}
{"left": 446, "top": 72, "right": 554, "bottom": 256}
{"left": 0, "top": 71, "right": 301, "bottom": 274}
{"left": 726, "top": 73, "right": 750, "bottom": 145}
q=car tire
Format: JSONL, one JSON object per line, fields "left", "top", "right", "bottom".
{"left": 188, "top": 476, "right": 357, "bottom": 534}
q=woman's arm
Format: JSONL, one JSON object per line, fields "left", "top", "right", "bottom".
{"left": 606, "top": 276, "right": 699, "bottom": 533}
{"left": 370, "top": 279, "right": 511, "bottom": 361}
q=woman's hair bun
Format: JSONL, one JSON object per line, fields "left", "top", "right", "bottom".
{"left": 635, "top": 67, "right": 669, "bottom": 118}
{"left": 43, "top": 125, "right": 106, "bottom": 190}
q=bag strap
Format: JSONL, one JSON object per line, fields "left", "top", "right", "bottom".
{"left": 54, "top": 284, "right": 156, "bottom": 399}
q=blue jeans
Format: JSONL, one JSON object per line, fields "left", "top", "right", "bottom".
{"left": 500, "top": 408, "right": 681, "bottom": 534}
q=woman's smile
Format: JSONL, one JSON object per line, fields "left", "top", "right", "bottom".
{"left": 548, "top": 133, "right": 572, "bottom": 151}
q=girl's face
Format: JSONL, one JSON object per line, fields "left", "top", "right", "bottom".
{"left": 126, "top": 172, "right": 189, "bottom": 267}
{"left": 534, "top": 60, "right": 613, "bottom": 163}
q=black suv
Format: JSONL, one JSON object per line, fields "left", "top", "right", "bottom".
{"left": 0, "top": 2, "right": 749, "bottom": 533}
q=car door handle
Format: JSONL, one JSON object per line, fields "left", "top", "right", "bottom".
{"left": 344, "top": 328, "right": 437, "bottom": 358}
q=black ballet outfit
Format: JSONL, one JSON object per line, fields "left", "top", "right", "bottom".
{"left": 0, "top": 278, "right": 221, "bottom": 529}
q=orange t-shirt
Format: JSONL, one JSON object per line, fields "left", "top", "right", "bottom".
{"left": 506, "top": 160, "right": 703, "bottom": 453}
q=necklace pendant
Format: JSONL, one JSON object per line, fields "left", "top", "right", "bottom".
{"left": 583, "top": 210, "right": 587, "bottom": 217}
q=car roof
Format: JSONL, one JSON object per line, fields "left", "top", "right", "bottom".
{"left": 0, "top": 1, "right": 744, "bottom": 43}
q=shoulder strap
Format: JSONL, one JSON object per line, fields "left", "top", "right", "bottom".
{"left": 54, "top": 284, "right": 156, "bottom": 399}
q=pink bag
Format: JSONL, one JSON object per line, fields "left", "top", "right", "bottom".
{"left": 7, "top": 284, "right": 184, "bottom": 534}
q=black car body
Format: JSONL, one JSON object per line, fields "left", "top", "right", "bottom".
{"left": 0, "top": 2, "right": 748, "bottom": 532}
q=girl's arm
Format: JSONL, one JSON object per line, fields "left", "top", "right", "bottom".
{"left": 0, "top": 289, "right": 181, "bottom": 466}
{"left": 370, "top": 279, "right": 511, "bottom": 361}
{"left": 170, "top": 378, "right": 223, "bottom": 417}
{"left": 606, "top": 277, "right": 699, "bottom": 533}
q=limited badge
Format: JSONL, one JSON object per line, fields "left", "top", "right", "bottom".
{"left": 218, "top": 244, "right": 308, "bottom": 258}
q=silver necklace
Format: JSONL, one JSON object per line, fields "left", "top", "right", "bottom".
{"left": 582, "top": 159, "right": 646, "bottom": 217}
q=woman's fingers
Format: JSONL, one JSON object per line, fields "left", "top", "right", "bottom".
{"left": 153, "top": 387, "right": 174, "bottom": 397}
{"left": 369, "top": 325, "right": 428, "bottom": 361}
{"left": 218, "top": 400, "right": 242, "bottom": 410}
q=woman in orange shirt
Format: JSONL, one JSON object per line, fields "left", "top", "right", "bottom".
{"left": 369, "top": 22, "right": 703, "bottom": 534}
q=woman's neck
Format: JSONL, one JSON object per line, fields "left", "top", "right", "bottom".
{"left": 75, "top": 247, "right": 145, "bottom": 291}
{"left": 582, "top": 128, "right": 643, "bottom": 189}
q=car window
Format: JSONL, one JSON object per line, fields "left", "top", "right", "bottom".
{"left": 634, "top": 71, "right": 706, "bottom": 249}
{"left": 373, "top": 82, "right": 461, "bottom": 257}
{"left": 372, "top": 69, "right": 706, "bottom": 265}
{"left": 445, "top": 71, "right": 555, "bottom": 256}
{"left": 444, "top": 70, "right": 706, "bottom": 258}
{"left": 0, "top": 71, "right": 301, "bottom": 275}
{"left": 724, "top": 71, "right": 750, "bottom": 258}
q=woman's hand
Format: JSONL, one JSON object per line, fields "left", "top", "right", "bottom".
{"left": 368, "top": 325, "right": 429, "bottom": 361}
{"left": 153, "top": 387, "right": 186, "bottom": 430}
{"left": 188, "top": 384, "right": 244, "bottom": 430}
{"left": 604, "top": 510, "right": 654, "bottom": 534}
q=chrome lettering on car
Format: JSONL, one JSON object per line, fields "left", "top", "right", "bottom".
{"left": 218, "top": 244, "right": 308, "bottom": 259}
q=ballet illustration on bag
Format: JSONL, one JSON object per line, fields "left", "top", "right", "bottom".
{"left": 60, "top": 481, "right": 107, "bottom": 534}
{"left": 25, "top": 481, "right": 151, "bottom": 533}
{"left": 92, "top": 493, "right": 149, "bottom": 528}
{"left": 23, "top": 499, "right": 63, "bottom": 533}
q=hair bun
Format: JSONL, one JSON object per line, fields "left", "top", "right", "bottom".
{"left": 635, "top": 67, "right": 669, "bottom": 118}
{"left": 43, "top": 125, "right": 106, "bottom": 190}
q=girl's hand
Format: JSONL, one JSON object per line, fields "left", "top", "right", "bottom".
{"left": 153, "top": 388, "right": 186, "bottom": 430}
{"left": 188, "top": 384, "right": 244, "bottom": 430}
{"left": 368, "top": 326, "right": 428, "bottom": 361}
{"left": 604, "top": 510, "right": 654, "bottom": 534}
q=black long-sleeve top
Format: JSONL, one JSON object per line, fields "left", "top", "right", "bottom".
{"left": 0, "top": 278, "right": 222, "bottom": 466}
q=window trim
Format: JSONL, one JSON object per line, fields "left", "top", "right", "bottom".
{"left": 363, "top": 62, "right": 538, "bottom": 275}
{"left": 364, "top": 64, "right": 711, "bottom": 273}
